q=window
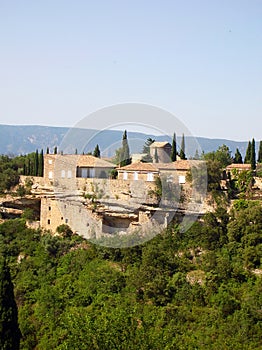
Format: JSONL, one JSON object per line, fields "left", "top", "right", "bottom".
{"left": 47, "top": 219, "right": 50, "bottom": 225}
{"left": 179, "top": 175, "right": 186, "bottom": 184}
{"left": 61, "top": 170, "right": 65, "bottom": 178}
{"left": 147, "top": 172, "right": 154, "bottom": 181}
{"left": 134, "top": 172, "right": 138, "bottom": 181}
{"left": 67, "top": 170, "right": 72, "bottom": 178}
{"left": 48, "top": 171, "right": 53, "bottom": 179}
{"left": 123, "top": 172, "right": 128, "bottom": 180}
{"left": 65, "top": 218, "right": 68, "bottom": 224}
{"left": 90, "top": 168, "right": 95, "bottom": 178}
{"left": 48, "top": 206, "right": 51, "bottom": 211}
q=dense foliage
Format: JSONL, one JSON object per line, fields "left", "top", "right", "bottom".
{"left": 0, "top": 200, "right": 261, "bottom": 349}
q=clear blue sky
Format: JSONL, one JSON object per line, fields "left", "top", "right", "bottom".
{"left": 0, "top": 0, "right": 261, "bottom": 141}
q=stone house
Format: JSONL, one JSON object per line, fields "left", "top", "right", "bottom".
{"left": 117, "top": 160, "right": 193, "bottom": 184}
{"left": 44, "top": 154, "right": 115, "bottom": 182}
{"left": 117, "top": 162, "right": 159, "bottom": 182}
{"left": 150, "top": 141, "right": 172, "bottom": 163}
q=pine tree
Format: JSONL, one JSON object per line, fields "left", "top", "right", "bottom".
{"left": 251, "top": 138, "right": 256, "bottom": 170}
{"left": 0, "top": 257, "right": 20, "bottom": 350}
{"left": 39, "top": 149, "right": 44, "bottom": 177}
{"left": 93, "top": 144, "right": 101, "bottom": 158}
{"left": 257, "top": 141, "right": 262, "bottom": 163}
{"left": 171, "top": 133, "right": 177, "bottom": 162}
{"left": 244, "top": 141, "right": 251, "bottom": 163}
{"left": 119, "top": 130, "right": 131, "bottom": 167}
{"left": 179, "top": 133, "right": 186, "bottom": 160}
{"left": 233, "top": 148, "right": 243, "bottom": 164}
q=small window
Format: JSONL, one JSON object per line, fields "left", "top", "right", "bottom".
{"left": 65, "top": 218, "right": 68, "bottom": 224}
{"left": 48, "top": 171, "right": 53, "bottom": 179}
{"left": 48, "top": 206, "right": 51, "bottom": 211}
{"left": 123, "top": 172, "right": 128, "bottom": 180}
{"left": 47, "top": 219, "right": 51, "bottom": 225}
{"left": 179, "top": 175, "right": 186, "bottom": 184}
{"left": 147, "top": 172, "right": 154, "bottom": 182}
{"left": 67, "top": 170, "right": 72, "bottom": 178}
{"left": 61, "top": 217, "right": 63, "bottom": 220}
{"left": 61, "top": 170, "right": 65, "bottom": 178}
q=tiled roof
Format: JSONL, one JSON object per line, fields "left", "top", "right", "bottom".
{"left": 226, "top": 163, "right": 251, "bottom": 170}
{"left": 118, "top": 160, "right": 202, "bottom": 172}
{"left": 149, "top": 141, "right": 171, "bottom": 148}
{"left": 117, "top": 162, "right": 159, "bottom": 172}
{"left": 45, "top": 154, "right": 115, "bottom": 168}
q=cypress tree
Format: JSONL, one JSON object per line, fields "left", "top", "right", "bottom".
{"left": 251, "top": 138, "right": 256, "bottom": 170}
{"left": 119, "top": 130, "right": 131, "bottom": 167}
{"left": 154, "top": 148, "right": 159, "bottom": 163}
{"left": 233, "top": 148, "right": 243, "bottom": 164}
{"left": 54, "top": 146, "right": 58, "bottom": 155}
{"left": 0, "top": 257, "right": 20, "bottom": 350}
{"left": 34, "top": 150, "right": 39, "bottom": 177}
{"left": 39, "top": 149, "right": 44, "bottom": 177}
{"left": 171, "top": 133, "right": 177, "bottom": 162}
{"left": 244, "top": 141, "right": 251, "bottom": 164}
{"left": 179, "top": 133, "right": 186, "bottom": 160}
{"left": 46, "top": 147, "right": 49, "bottom": 154}
{"left": 257, "top": 141, "right": 262, "bottom": 163}
{"left": 93, "top": 144, "right": 101, "bottom": 158}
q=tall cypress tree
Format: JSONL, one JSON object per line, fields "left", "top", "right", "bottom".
{"left": 39, "top": 149, "right": 44, "bottom": 177}
{"left": 257, "top": 141, "right": 262, "bottom": 163}
{"left": 54, "top": 146, "right": 58, "bottom": 155}
{"left": 93, "top": 144, "right": 101, "bottom": 158}
{"left": 251, "top": 138, "right": 256, "bottom": 170}
{"left": 171, "top": 133, "right": 177, "bottom": 162}
{"left": 46, "top": 147, "right": 49, "bottom": 154}
{"left": 34, "top": 150, "right": 39, "bottom": 177}
{"left": 154, "top": 148, "right": 159, "bottom": 163}
{"left": 179, "top": 133, "right": 186, "bottom": 160}
{"left": 0, "top": 257, "right": 20, "bottom": 350}
{"left": 244, "top": 141, "right": 251, "bottom": 164}
{"left": 233, "top": 148, "right": 243, "bottom": 164}
{"left": 119, "top": 130, "right": 131, "bottom": 167}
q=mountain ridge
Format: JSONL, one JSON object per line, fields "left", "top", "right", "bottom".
{"left": 0, "top": 124, "right": 250, "bottom": 157}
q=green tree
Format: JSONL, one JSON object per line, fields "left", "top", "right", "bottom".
{"left": 244, "top": 141, "right": 251, "bottom": 164}
{"left": 141, "top": 138, "right": 154, "bottom": 162}
{"left": 39, "top": 149, "right": 44, "bottom": 176}
{"left": 154, "top": 148, "right": 159, "bottom": 163}
{"left": 171, "top": 132, "right": 177, "bottom": 162}
{"left": 46, "top": 147, "right": 49, "bottom": 154}
{"left": 251, "top": 138, "right": 256, "bottom": 170}
{"left": 0, "top": 257, "right": 20, "bottom": 350}
{"left": 257, "top": 140, "right": 262, "bottom": 163}
{"left": 93, "top": 144, "right": 101, "bottom": 158}
{"left": 215, "top": 144, "right": 232, "bottom": 167}
{"left": 54, "top": 146, "right": 58, "bottom": 155}
{"left": 233, "top": 148, "right": 243, "bottom": 164}
{"left": 119, "top": 130, "right": 131, "bottom": 167}
{"left": 179, "top": 133, "right": 186, "bottom": 160}
{"left": 34, "top": 149, "right": 39, "bottom": 177}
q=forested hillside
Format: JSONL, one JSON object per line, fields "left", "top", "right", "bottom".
{"left": 0, "top": 200, "right": 261, "bottom": 349}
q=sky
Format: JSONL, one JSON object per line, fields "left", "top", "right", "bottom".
{"left": 0, "top": 0, "right": 261, "bottom": 141}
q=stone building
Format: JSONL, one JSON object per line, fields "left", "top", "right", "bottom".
{"left": 150, "top": 141, "right": 172, "bottom": 163}
{"left": 44, "top": 154, "right": 115, "bottom": 182}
